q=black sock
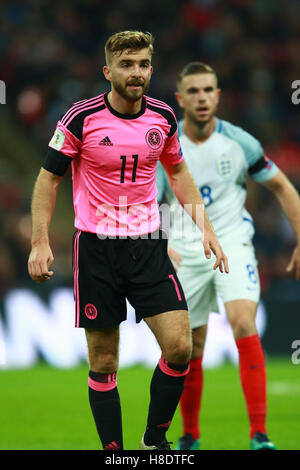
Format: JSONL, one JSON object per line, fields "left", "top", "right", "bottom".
{"left": 88, "top": 370, "right": 123, "bottom": 450}
{"left": 144, "top": 359, "right": 189, "bottom": 446}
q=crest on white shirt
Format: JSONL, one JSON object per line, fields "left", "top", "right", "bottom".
{"left": 216, "top": 157, "right": 234, "bottom": 178}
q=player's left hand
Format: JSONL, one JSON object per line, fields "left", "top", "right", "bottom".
{"left": 286, "top": 245, "right": 300, "bottom": 280}
{"left": 203, "top": 231, "right": 229, "bottom": 274}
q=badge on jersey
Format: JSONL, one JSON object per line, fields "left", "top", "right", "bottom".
{"left": 145, "top": 128, "right": 163, "bottom": 150}
{"left": 216, "top": 157, "right": 234, "bottom": 179}
{"left": 49, "top": 128, "right": 66, "bottom": 151}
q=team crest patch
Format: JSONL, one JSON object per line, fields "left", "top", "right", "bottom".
{"left": 217, "top": 157, "right": 234, "bottom": 178}
{"left": 85, "top": 304, "right": 98, "bottom": 320}
{"left": 49, "top": 128, "right": 65, "bottom": 151}
{"left": 146, "top": 128, "right": 163, "bottom": 149}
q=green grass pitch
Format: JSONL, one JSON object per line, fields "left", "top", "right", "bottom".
{"left": 0, "top": 358, "right": 299, "bottom": 450}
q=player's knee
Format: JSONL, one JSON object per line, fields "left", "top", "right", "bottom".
{"left": 166, "top": 336, "right": 192, "bottom": 365}
{"left": 231, "top": 315, "right": 256, "bottom": 339}
{"left": 191, "top": 338, "right": 205, "bottom": 359}
{"left": 89, "top": 350, "right": 118, "bottom": 373}
{"left": 191, "top": 327, "right": 206, "bottom": 359}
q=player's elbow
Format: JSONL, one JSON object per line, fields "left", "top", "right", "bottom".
{"left": 166, "top": 161, "right": 189, "bottom": 187}
{"left": 264, "top": 170, "right": 292, "bottom": 195}
{"left": 38, "top": 168, "right": 62, "bottom": 190}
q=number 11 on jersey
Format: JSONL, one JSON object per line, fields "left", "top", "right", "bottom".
{"left": 120, "top": 155, "right": 139, "bottom": 183}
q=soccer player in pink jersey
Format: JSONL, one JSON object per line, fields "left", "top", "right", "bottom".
{"left": 28, "top": 31, "right": 228, "bottom": 450}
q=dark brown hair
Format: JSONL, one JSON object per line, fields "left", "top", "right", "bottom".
{"left": 105, "top": 31, "right": 154, "bottom": 65}
{"left": 177, "top": 62, "right": 218, "bottom": 89}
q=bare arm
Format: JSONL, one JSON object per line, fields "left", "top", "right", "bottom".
{"left": 262, "top": 169, "right": 300, "bottom": 279}
{"left": 28, "top": 168, "right": 62, "bottom": 283}
{"left": 162, "top": 160, "right": 229, "bottom": 273}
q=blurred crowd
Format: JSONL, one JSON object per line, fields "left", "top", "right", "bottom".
{"left": 1, "top": 0, "right": 300, "bottom": 298}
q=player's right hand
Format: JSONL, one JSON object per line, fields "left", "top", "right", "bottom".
{"left": 202, "top": 230, "right": 229, "bottom": 274}
{"left": 28, "top": 243, "right": 54, "bottom": 283}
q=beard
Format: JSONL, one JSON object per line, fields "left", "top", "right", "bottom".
{"left": 112, "top": 77, "right": 150, "bottom": 102}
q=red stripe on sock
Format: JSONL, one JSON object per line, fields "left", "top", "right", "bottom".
{"left": 236, "top": 334, "right": 267, "bottom": 438}
{"left": 158, "top": 356, "right": 190, "bottom": 377}
{"left": 88, "top": 374, "right": 117, "bottom": 392}
{"left": 180, "top": 357, "right": 203, "bottom": 440}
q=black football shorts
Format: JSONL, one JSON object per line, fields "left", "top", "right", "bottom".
{"left": 72, "top": 230, "right": 188, "bottom": 328}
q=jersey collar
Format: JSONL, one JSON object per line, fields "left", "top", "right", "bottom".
{"left": 178, "top": 117, "right": 222, "bottom": 137}
{"left": 215, "top": 117, "right": 223, "bottom": 133}
{"left": 104, "top": 92, "right": 146, "bottom": 120}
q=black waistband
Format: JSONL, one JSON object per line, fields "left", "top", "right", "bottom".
{"left": 76, "top": 229, "right": 168, "bottom": 241}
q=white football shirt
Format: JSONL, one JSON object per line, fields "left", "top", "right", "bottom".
{"left": 156, "top": 118, "right": 279, "bottom": 254}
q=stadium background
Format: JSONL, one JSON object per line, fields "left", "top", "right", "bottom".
{"left": 0, "top": 0, "right": 299, "bottom": 450}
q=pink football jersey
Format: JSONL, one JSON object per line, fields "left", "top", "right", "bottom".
{"left": 47, "top": 93, "right": 183, "bottom": 236}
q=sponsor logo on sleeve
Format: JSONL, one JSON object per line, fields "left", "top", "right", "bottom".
{"left": 264, "top": 155, "right": 273, "bottom": 170}
{"left": 178, "top": 145, "right": 183, "bottom": 159}
{"left": 49, "top": 128, "right": 66, "bottom": 151}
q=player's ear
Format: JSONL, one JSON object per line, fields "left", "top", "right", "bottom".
{"left": 216, "top": 88, "right": 221, "bottom": 104}
{"left": 103, "top": 65, "right": 111, "bottom": 81}
{"left": 175, "top": 91, "right": 184, "bottom": 108}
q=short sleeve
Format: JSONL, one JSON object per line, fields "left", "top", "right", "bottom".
{"left": 160, "top": 123, "right": 184, "bottom": 166}
{"left": 249, "top": 155, "right": 279, "bottom": 182}
{"left": 220, "top": 120, "right": 279, "bottom": 183}
{"left": 48, "top": 122, "right": 81, "bottom": 159}
{"left": 43, "top": 122, "right": 81, "bottom": 175}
